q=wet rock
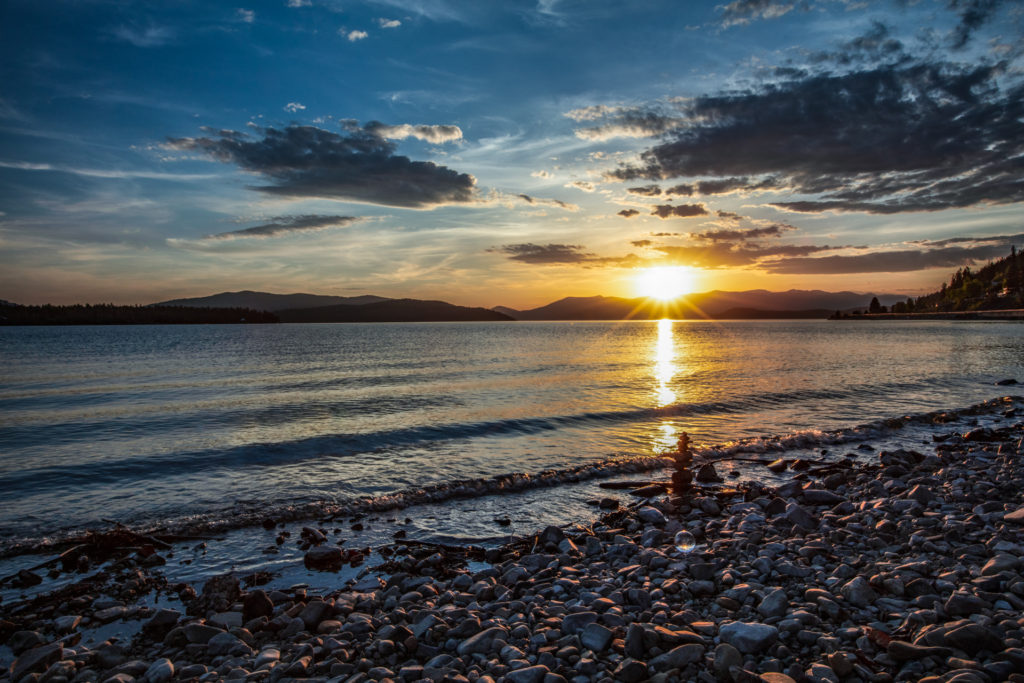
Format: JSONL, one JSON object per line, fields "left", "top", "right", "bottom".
{"left": 504, "top": 665, "right": 549, "bottom": 683}
{"left": 614, "top": 659, "right": 649, "bottom": 683}
{"left": 183, "top": 623, "right": 223, "bottom": 644}
{"left": 637, "top": 506, "right": 667, "bottom": 525}
{"left": 801, "top": 489, "right": 845, "bottom": 506}
{"left": 206, "top": 631, "right": 253, "bottom": 657}
{"left": 9, "top": 631, "right": 47, "bottom": 655}
{"left": 304, "top": 545, "right": 344, "bottom": 570}
{"left": 995, "top": 378, "right": 1018, "bottom": 385}
{"left": 12, "top": 642, "right": 63, "bottom": 681}
{"left": 697, "top": 463, "right": 723, "bottom": 483}
{"left": 719, "top": 622, "right": 778, "bottom": 654}
{"left": 785, "top": 502, "right": 818, "bottom": 531}
{"left": 241, "top": 589, "right": 273, "bottom": 622}
{"left": 188, "top": 573, "right": 240, "bottom": 616}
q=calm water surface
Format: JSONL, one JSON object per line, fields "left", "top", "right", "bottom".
{"left": 1, "top": 320, "right": 1022, "bottom": 547}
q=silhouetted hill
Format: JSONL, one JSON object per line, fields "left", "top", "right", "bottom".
{"left": 153, "top": 290, "right": 389, "bottom": 311}
{"left": 279, "top": 299, "right": 514, "bottom": 323}
{"left": 0, "top": 303, "right": 278, "bottom": 325}
{"left": 498, "top": 290, "right": 905, "bottom": 320}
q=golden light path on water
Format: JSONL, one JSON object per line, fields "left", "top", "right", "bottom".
{"left": 653, "top": 318, "right": 679, "bottom": 452}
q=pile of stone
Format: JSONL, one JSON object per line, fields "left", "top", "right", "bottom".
{"left": 5, "top": 413, "right": 1024, "bottom": 683}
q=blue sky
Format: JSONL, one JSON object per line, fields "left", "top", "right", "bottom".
{"left": 1, "top": 0, "right": 1022, "bottom": 306}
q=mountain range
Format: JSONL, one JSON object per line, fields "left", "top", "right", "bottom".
{"left": 151, "top": 289, "right": 901, "bottom": 322}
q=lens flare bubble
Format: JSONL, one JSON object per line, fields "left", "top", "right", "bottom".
{"left": 674, "top": 530, "right": 696, "bottom": 554}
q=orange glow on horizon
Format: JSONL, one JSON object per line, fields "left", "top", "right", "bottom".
{"left": 634, "top": 266, "right": 699, "bottom": 301}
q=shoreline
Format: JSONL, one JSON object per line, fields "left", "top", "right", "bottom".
{"left": 3, "top": 399, "right": 1024, "bottom": 682}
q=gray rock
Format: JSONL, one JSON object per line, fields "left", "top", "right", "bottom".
{"left": 719, "top": 622, "right": 779, "bottom": 654}
{"left": 579, "top": 623, "right": 613, "bottom": 652}
{"left": 9, "top": 631, "right": 47, "bottom": 655}
{"left": 143, "top": 659, "right": 174, "bottom": 683}
{"left": 12, "top": 643, "right": 63, "bottom": 681}
{"left": 613, "top": 659, "right": 649, "bottom": 683}
{"left": 650, "top": 643, "right": 704, "bottom": 670}
{"left": 561, "top": 611, "right": 598, "bottom": 635}
{"left": 805, "top": 663, "right": 839, "bottom": 683}
{"left": 839, "top": 576, "right": 877, "bottom": 607}
{"left": 785, "top": 502, "right": 817, "bottom": 531}
{"left": 183, "top": 623, "right": 223, "bottom": 644}
{"left": 637, "top": 506, "right": 666, "bottom": 525}
{"left": 1005, "top": 507, "right": 1024, "bottom": 524}
{"left": 625, "top": 623, "right": 646, "bottom": 659}
{"left": 757, "top": 588, "right": 789, "bottom": 618}
{"left": 456, "top": 626, "right": 508, "bottom": 655}
{"left": 802, "top": 488, "right": 844, "bottom": 505}
{"left": 298, "top": 599, "right": 331, "bottom": 629}
{"left": 504, "top": 665, "right": 549, "bottom": 683}
{"left": 713, "top": 643, "right": 743, "bottom": 680}
{"left": 206, "top": 632, "right": 252, "bottom": 657}
{"left": 303, "top": 545, "right": 344, "bottom": 569}
{"left": 945, "top": 591, "right": 990, "bottom": 616}
{"left": 981, "top": 554, "right": 1018, "bottom": 576}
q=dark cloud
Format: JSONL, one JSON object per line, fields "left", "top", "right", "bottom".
{"left": 612, "top": 62, "right": 1024, "bottom": 214}
{"left": 950, "top": 0, "right": 1007, "bottom": 49}
{"left": 654, "top": 242, "right": 836, "bottom": 269}
{"left": 516, "top": 194, "right": 579, "bottom": 211}
{"left": 166, "top": 124, "right": 476, "bottom": 208}
{"left": 761, "top": 243, "right": 1014, "bottom": 274}
{"left": 696, "top": 177, "right": 779, "bottom": 194}
{"left": 494, "top": 243, "right": 595, "bottom": 264}
{"left": 691, "top": 223, "right": 796, "bottom": 242}
{"left": 665, "top": 183, "right": 694, "bottom": 196}
{"left": 568, "top": 106, "right": 682, "bottom": 140}
{"left": 908, "top": 232, "right": 1024, "bottom": 247}
{"left": 651, "top": 203, "right": 709, "bottom": 218}
{"left": 627, "top": 185, "right": 662, "bottom": 196}
{"left": 205, "top": 214, "right": 361, "bottom": 240}
{"left": 651, "top": 232, "right": 681, "bottom": 237}
{"left": 618, "top": 209, "right": 641, "bottom": 218}
{"left": 631, "top": 239, "right": 653, "bottom": 247}
{"left": 719, "top": 0, "right": 794, "bottom": 28}
{"left": 716, "top": 210, "right": 743, "bottom": 221}
{"left": 810, "top": 21, "right": 905, "bottom": 65}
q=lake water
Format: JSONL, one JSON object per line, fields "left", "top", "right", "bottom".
{"left": 1, "top": 320, "right": 1022, "bottom": 556}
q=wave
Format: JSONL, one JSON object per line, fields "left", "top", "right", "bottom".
{"left": 1, "top": 394, "right": 1017, "bottom": 558}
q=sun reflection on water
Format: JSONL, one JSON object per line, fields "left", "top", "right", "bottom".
{"left": 654, "top": 318, "right": 676, "bottom": 407}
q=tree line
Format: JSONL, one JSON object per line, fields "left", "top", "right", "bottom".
{"left": 0, "top": 303, "right": 279, "bottom": 325}
{"left": 850, "top": 246, "right": 1023, "bottom": 315}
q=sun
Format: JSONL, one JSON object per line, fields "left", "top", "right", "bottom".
{"left": 635, "top": 266, "right": 697, "bottom": 301}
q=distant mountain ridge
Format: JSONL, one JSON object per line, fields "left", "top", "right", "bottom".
{"left": 278, "top": 299, "right": 512, "bottom": 323}
{"left": 153, "top": 290, "right": 389, "bottom": 311}
{"left": 497, "top": 290, "right": 905, "bottom": 320}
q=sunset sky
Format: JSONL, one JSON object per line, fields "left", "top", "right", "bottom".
{"left": 1, "top": 0, "right": 1022, "bottom": 308}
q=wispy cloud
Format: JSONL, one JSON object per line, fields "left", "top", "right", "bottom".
{"left": 346, "top": 29, "right": 369, "bottom": 42}
{"left": 111, "top": 24, "right": 175, "bottom": 47}
{"left": 0, "top": 160, "right": 219, "bottom": 181}
{"left": 200, "top": 214, "right": 362, "bottom": 241}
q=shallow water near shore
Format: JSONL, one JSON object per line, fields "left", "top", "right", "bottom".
{"left": 2, "top": 319, "right": 1023, "bottom": 558}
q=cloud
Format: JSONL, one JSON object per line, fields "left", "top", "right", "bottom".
{"left": 0, "top": 160, "right": 218, "bottom": 181}
{"left": 566, "top": 105, "right": 683, "bottom": 141}
{"left": 691, "top": 223, "right": 796, "bottom": 241}
{"left": 531, "top": 170, "right": 553, "bottom": 179}
{"left": 202, "top": 215, "right": 361, "bottom": 240}
{"left": 112, "top": 24, "right": 174, "bottom": 47}
{"left": 611, "top": 61, "right": 1024, "bottom": 214}
{"left": 665, "top": 183, "right": 694, "bottom": 196}
{"left": 346, "top": 30, "right": 369, "bottom": 41}
{"left": 378, "top": 18, "right": 402, "bottom": 28}
{"left": 236, "top": 9, "right": 255, "bottom": 23}
{"left": 651, "top": 203, "right": 709, "bottom": 218}
{"left": 165, "top": 123, "right": 476, "bottom": 208}
{"left": 761, "top": 243, "right": 1017, "bottom": 274}
{"left": 516, "top": 194, "right": 579, "bottom": 211}
{"left": 716, "top": 210, "right": 743, "bottom": 221}
{"left": 631, "top": 239, "right": 653, "bottom": 247}
{"left": 655, "top": 242, "right": 837, "bottom": 269}
{"left": 494, "top": 243, "right": 594, "bottom": 264}
{"left": 627, "top": 185, "right": 662, "bottom": 196}
{"left": 363, "top": 122, "right": 462, "bottom": 143}
{"left": 284, "top": 102, "right": 306, "bottom": 113}
{"left": 568, "top": 180, "right": 594, "bottom": 192}
{"left": 719, "top": 0, "right": 794, "bottom": 28}
{"left": 810, "top": 21, "right": 905, "bottom": 65}
{"left": 287, "top": 0, "right": 311, "bottom": 7}
{"left": 950, "top": 0, "right": 1007, "bottom": 49}
{"left": 618, "top": 209, "right": 640, "bottom": 218}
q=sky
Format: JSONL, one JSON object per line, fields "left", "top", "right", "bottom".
{"left": 1, "top": 0, "right": 1022, "bottom": 308}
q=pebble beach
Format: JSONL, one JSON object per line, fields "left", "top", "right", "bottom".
{"left": 4, "top": 396, "right": 1024, "bottom": 683}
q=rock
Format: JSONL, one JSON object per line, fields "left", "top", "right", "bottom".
{"left": 94, "top": 644, "right": 127, "bottom": 669}
{"left": 995, "top": 378, "right": 1018, "bottom": 385}
{"left": 625, "top": 623, "right": 646, "bottom": 659}
{"left": 945, "top": 591, "right": 990, "bottom": 616}
{"left": 143, "top": 659, "right": 173, "bottom": 683}
{"left": 241, "top": 590, "right": 273, "bottom": 622}
{"left": 650, "top": 643, "right": 704, "bottom": 670}
{"left": 206, "top": 632, "right": 252, "bottom": 656}
{"left": 300, "top": 526, "right": 326, "bottom": 544}
{"left": 304, "top": 545, "right": 344, "bottom": 570}
{"left": 801, "top": 489, "right": 844, "bottom": 505}
{"left": 905, "top": 484, "right": 933, "bottom": 506}
{"left": 613, "top": 659, "right": 649, "bottom": 683}
{"left": 208, "top": 611, "right": 242, "bottom": 629}
{"left": 785, "top": 502, "right": 818, "bottom": 531}
{"left": 839, "top": 576, "right": 877, "bottom": 607}
{"left": 637, "top": 506, "right": 666, "bottom": 525}
{"left": 887, "top": 640, "right": 953, "bottom": 661}
{"left": 9, "top": 631, "right": 47, "bottom": 655}
{"left": 696, "top": 463, "right": 723, "bottom": 483}
{"left": 11, "top": 643, "right": 63, "bottom": 681}
{"left": 805, "top": 663, "right": 839, "bottom": 683}
{"left": 53, "top": 616, "right": 81, "bottom": 634}
{"left": 540, "top": 525, "right": 565, "bottom": 545}
{"left": 982, "top": 554, "right": 1019, "bottom": 575}
{"left": 713, "top": 643, "right": 743, "bottom": 680}
{"left": 757, "top": 588, "right": 789, "bottom": 618}
{"left": 719, "top": 622, "right": 778, "bottom": 654}
{"left": 183, "top": 623, "right": 223, "bottom": 644}
{"left": 188, "top": 574, "right": 240, "bottom": 616}
{"left": 456, "top": 626, "right": 508, "bottom": 655}
{"left": 142, "top": 609, "right": 180, "bottom": 638}
{"left": 298, "top": 599, "right": 330, "bottom": 630}
{"left": 504, "top": 665, "right": 549, "bottom": 683}
{"left": 561, "top": 611, "right": 598, "bottom": 635}
{"left": 1005, "top": 507, "right": 1024, "bottom": 524}
{"left": 579, "top": 623, "right": 614, "bottom": 652}
{"left": 941, "top": 623, "right": 1004, "bottom": 654}
{"left": 15, "top": 569, "right": 42, "bottom": 587}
